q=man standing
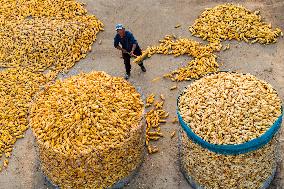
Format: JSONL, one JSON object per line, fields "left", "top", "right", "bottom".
{"left": 114, "top": 24, "right": 146, "bottom": 80}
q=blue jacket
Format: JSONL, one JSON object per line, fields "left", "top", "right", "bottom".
{"left": 114, "top": 31, "right": 139, "bottom": 52}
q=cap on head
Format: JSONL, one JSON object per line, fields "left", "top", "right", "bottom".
{"left": 115, "top": 24, "right": 124, "bottom": 31}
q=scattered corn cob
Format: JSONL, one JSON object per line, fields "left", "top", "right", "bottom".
{"left": 148, "top": 136, "right": 161, "bottom": 141}
{"left": 150, "top": 146, "right": 159, "bottom": 154}
{"left": 3, "top": 160, "right": 9, "bottom": 168}
{"left": 171, "top": 130, "right": 176, "bottom": 138}
{"left": 5, "top": 152, "right": 11, "bottom": 158}
{"left": 155, "top": 101, "right": 164, "bottom": 109}
{"left": 148, "top": 132, "right": 163, "bottom": 137}
{"left": 147, "top": 145, "right": 159, "bottom": 154}
{"left": 151, "top": 77, "right": 161, "bottom": 82}
{"left": 170, "top": 86, "right": 178, "bottom": 90}
{"left": 159, "top": 119, "right": 167, "bottom": 123}
{"left": 146, "top": 93, "right": 155, "bottom": 107}
{"left": 160, "top": 94, "right": 165, "bottom": 101}
{"left": 145, "top": 94, "right": 169, "bottom": 154}
{"left": 175, "top": 24, "right": 181, "bottom": 28}
{"left": 172, "top": 117, "right": 178, "bottom": 123}
{"left": 223, "top": 44, "right": 230, "bottom": 51}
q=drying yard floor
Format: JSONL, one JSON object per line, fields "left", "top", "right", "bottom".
{"left": 0, "top": 0, "right": 283, "bottom": 188}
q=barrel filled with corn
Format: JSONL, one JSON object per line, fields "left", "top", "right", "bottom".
{"left": 30, "top": 71, "right": 145, "bottom": 189}
{"left": 177, "top": 72, "right": 283, "bottom": 189}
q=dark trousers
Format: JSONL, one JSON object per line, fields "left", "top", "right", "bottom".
{"left": 122, "top": 47, "right": 144, "bottom": 74}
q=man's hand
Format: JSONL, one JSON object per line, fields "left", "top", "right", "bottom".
{"left": 130, "top": 50, "right": 135, "bottom": 57}
{"left": 115, "top": 46, "right": 127, "bottom": 53}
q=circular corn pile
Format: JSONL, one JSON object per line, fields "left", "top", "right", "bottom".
{"left": 179, "top": 72, "right": 281, "bottom": 145}
{"left": 30, "top": 71, "right": 145, "bottom": 189}
{"left": 179, "top": 130, "right": 279, "bottom": 189}
{"left": 178, "top": 72, "right": 282, "bottom": 188}
{"left": 189, "top": 3, "right": 282, "bottom": 44}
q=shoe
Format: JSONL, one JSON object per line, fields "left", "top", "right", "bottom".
{"left": 124, "top": 73, "right": 130, "bottom": 80}
{"left": 140, "top": 65, "right": 146, "bottom": 72}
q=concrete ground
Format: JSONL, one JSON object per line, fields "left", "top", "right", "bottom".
{"left": 0, "top": 0, "right": 283, "bottom": 188}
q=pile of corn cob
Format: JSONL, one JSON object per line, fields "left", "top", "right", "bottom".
{"left": 0, "top": 0, "right": 103, "bottom": 72}
{"left": 133, "top": 35, "right": 221, "bottom": 81}
{"left": 178, "top": 72, "right": 281, "bottom": 145}
{"left": 189, "top": 3, "right": 283, "bottom": 44}
{"left": 0, "top": 17, "right": 103, "bottom": 72}
{"left": 30, "top": 71, "right": 144, "bottom": 188}
{"left": 178, "top": 72, "right": 281, "bottom": 188}
{"left": 145, "top": 94, "right": 169, "bottom": 154}
{"left": 0, "top": 0, "right": 103, "bottom": 172}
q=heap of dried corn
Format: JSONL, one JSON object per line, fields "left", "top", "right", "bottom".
{"left": 30, "top": 71, "right": 145, "bottom": 188}
{"left": 0, "top": 0, "right": 104, "bottom": 72}
{"left": 145, "top": 94, "right": 169, "bottom": 154}
{"left": 133, "top": 35, "right": 221, "bottom": 81}
{"left": 189, "top": 3, "right": 283, "bottom": 44}
{"left": 180, "top": 130, "right": 279, "bottom": 189}
{"left": 178, "top": 72, "right": 282, "bottom": 188}
{"left": 0, "top": 0, "right": 103, "bottom": 172}
{"left": 178, "top": 72, "right": 281, "bottom": 145}
{"left": 0, "top": 68, "right": 54, "bottom": 172}
{"left": 0, "top": 17, "right": 103, "bottom": 72}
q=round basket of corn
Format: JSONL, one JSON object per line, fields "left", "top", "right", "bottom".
{"left": 30, "top": 71, "right": 145, "bottom": 189}
{"left": 177, "top": 72, "right": 282, "bottom": 189}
